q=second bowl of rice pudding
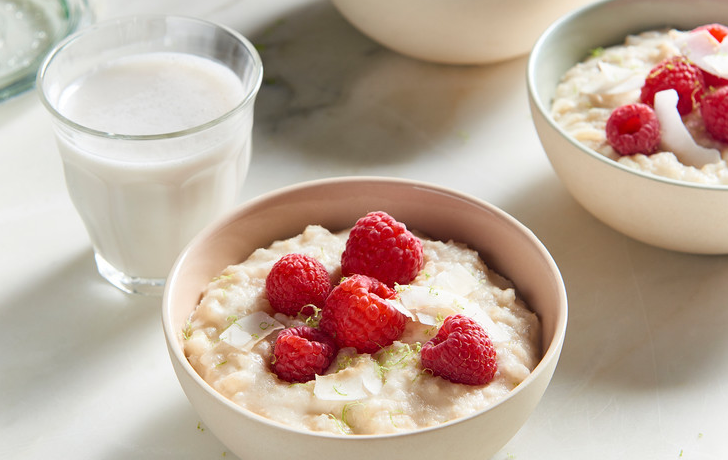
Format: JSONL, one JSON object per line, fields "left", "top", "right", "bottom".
{"left": 528, "top": 0, "right": 728, "bottom": 254}
{"left": 162, "top": 176, "right": 567, "bottom": 460}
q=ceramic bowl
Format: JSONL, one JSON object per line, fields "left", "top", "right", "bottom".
{"left": 528, "top": 0, "right": 728, "bottom": 254}
{"left": 330, "top": 0, "right": 596, "bottom": 65}
{"left": 162, "top": 176, "right": 568, "bottom": 460}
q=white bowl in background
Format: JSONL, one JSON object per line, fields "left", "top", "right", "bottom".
{"left": 528, "top": 0, "right": 728, "bottom": 254}
{"left": 331, "top": 0, "right": 596, "bottom": 65}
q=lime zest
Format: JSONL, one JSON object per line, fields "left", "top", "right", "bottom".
{"left": 333, "top": 384, "right": 347, "bottom": 396}
{"left": 376, "top": 342, "right": 422, "bottom": 379}
{"left": 337, "top": 354, "right": 354, "bottom": 371}
{"left": 590, "top": 47, "right": 605, "bottom": 58}
{"left": 181, "top": 321, "right": 193, "bottom": 340}
{"left": 212, "top": 274, "right": 234, "bottom": 283}
{"left": 299, "top": 305, "right": 322, "bottom": 328}
{"left": 389, "top": 409, "right": 407, "bottom": 428}
{"left": 341, "top": 401, "right": 364, "bottom": 427}
{"left": 326, "top": 413, "right": 349, "bottom": 434}
{"left": 226, "top": 314, "right": 239, "bottom": 324}
{"left": 414, "top": 367, "right": 434, "bottom": 383}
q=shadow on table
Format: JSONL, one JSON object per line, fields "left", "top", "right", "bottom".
{"left": 0, "top": 247, "right": 237, "bottom": 459}
{"left": 246, "top": 0, "right": 526, "bottom": 167}
{"left": 1, "top": 249, "right": 160, "bottom": 415}
{"left": 504, "top": 174, "right": 728, "bottom": 394}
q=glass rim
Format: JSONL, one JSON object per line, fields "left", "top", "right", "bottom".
{"left": 36, "top": 14, "right": 264, "bottom": 141}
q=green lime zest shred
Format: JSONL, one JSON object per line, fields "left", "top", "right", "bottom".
{"left": 182, "top": 321, "right": 193, "bottom": 340}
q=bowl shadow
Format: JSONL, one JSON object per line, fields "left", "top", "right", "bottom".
{"left": 1, "top": 249, "right": 160, "bottom": 418}
{"left": 503, "top": 174, "right": 728, "bottom": 394}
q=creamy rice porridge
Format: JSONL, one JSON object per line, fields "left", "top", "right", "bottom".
{"left": 552, "top": 28, "right": 728, "bottom": 185}
{"left": 183, "top": 224, "right": 541, "bottom": 435}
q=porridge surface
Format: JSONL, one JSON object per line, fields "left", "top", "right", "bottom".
{"left": 183, "top": 224, "right": 541, "bottom": 435}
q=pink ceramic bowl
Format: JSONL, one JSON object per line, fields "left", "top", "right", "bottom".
{"left": 162, "top": 176, "right": 567, "bottom": 460}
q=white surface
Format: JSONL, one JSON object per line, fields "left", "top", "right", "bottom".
{"left": 1, "top": 0, "right": 726, "bottom": 459}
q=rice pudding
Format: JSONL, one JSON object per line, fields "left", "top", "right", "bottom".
{"left": 552, "top": 27, "right": 728, "bottom": 185}
{"left": 182, "top": 224, "right": 541, "bottom": 435}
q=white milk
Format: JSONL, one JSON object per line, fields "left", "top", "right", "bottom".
{"left": 54, "top": 52, "right": 252, "bottom": 280}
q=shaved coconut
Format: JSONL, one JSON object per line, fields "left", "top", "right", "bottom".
{"left": 653, "top": 89, "right": 721, "bottom": 167}
{"left": 361, "top": 364, "right": 383, "bottom": 395}
{"left": 428, "top": 263, "right": 480, "bottom": 297}
{"left": 673, "top": 29, "right": 728, "bottom": 79}
{"left": 385, "top": 298, "right": 416, "bottom": 321}
{"left": 219, "top": 311, "right": 283, "bottom": 350}
{"left": 395, "top": 285, "right": 507, "bottom": 343}
{"left": 314, "top": 360, "right": 382, "bottom": 401}
{"left": 703, "top": 51, "right": 728, "bottom": 77}
{"left": 413, "top": 311, "right": 439, "bottom": 327}
{"left": 582, "top": 61, "right": 646, "bottom": 95}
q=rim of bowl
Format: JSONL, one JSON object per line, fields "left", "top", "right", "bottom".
{"left": 527, "top": 0, "right": 728, "bottom": 192}
{"left": 36, "top": 14, "right": 264, "bottom": 141}
{"left": 162, "top": 175, "right": 568, "bottom": 439}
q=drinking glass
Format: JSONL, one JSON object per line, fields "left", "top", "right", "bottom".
{"left": 37, "top": 15, "right": 263, "bottom": 295}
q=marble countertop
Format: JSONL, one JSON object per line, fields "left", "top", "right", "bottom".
{"left": 2, "top": 0, "right": 726, "bottom": 458}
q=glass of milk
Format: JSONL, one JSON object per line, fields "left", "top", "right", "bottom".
{"left": 37, "top": 15, "right": 263, "bottom": 295}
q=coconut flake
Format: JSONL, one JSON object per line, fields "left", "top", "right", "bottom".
{"left": 219, "top": 311, "right": 283, "bottom": 350}
{"left": 385, "top": 297, "right": 416, "bottom": 321}
{"left": 703, "top": 50, "right": 728, "bottom": 77}
{"left": 429, "top": 263, "right": 480, "bottom": 297}
{"left": 673, "top": 29, "right": 728, "bottom": 79}
{"left": 653, "top": 89, "right": 721, "bottom": 167}
{"left": 313, "top": 360, "right": 382, "bottom": 401}
{"left": 395, "top": 284, "right": 508, "bottom": 343}
{"left": 582, "top": 61, "right": 646, "bottom": 95}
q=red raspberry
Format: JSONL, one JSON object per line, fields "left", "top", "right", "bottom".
{"left": 692, "top": 23, "right": 728, "bottom": 43}
{"left": 692, "top": 24, "right": 728, "bottom": 88}
{"left": 420, "top": 314, "right": 497, "bottom": 386}
{"left": 702, "top": 71, "right": 728, "bottom": 89}
{"left": 319, "top": 274, "right": 406, "bottom": 354}
{"left": 271, "top": 326, "right": 338, "bottom": 383}
{"left": 605, "top": 103, "right": 661, "bottom": 156}
{"left": 640, "top": 56, "right": 705, "bottom": 115}
{"left": 341, "top": 211, "right": 424, "bottom": 288}
{"left": 265, "top": 253, "right": 332, "bottom": 317}
{"left": 700, "top": 86, "right": 728, "bottom": 143}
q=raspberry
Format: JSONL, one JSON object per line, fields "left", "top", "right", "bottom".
{"left": 640, "top": 56, "right": 705, "bottom": 115}
{"left": 702, "top": 71, "right": 728, "bottom": 89}
{"left": 692, "top": 24, "right": 728, "bottom": 88}
{"left": 341, "top": 211, "right": 424, "bottom": 288}
{"left": 271, "top": 326, "right": 338, "bottom": 383}
{"left": 420, "top": 314, "right": 497, "bottom": 386}
{"left": 319, "top": 274, "right": 406, "bottom": 354}
{"left": 605, "top": 103, "right": 661, "bottom": 156}
{"left": 265, "top": 253, "right": 332, "bottom": 317}
{"left": 692, "top": 23, "right": 728, "bottom": 43}
{"left": 700, "top": 86, "right": 728, "bottom": 143}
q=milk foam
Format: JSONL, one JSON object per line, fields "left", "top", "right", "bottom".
{"left": 58, "top": 52, "right": 246, "bottom": 160}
